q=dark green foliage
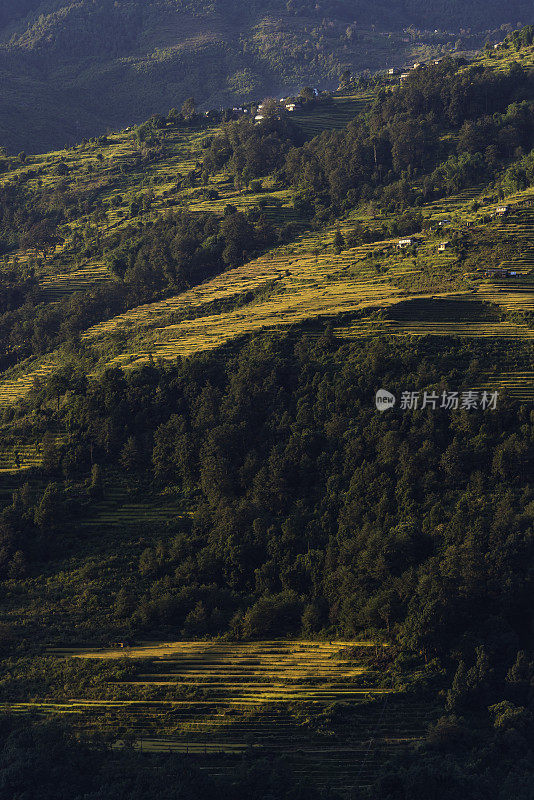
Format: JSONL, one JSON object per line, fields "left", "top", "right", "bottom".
{"left": 282, "top": 60, "right": 534, "bottom": 215}
{"left": 15, "top": 334, "right": 531, "bottom": 671}
{"left": 0, "top": 714, "right": 323, "bottom": 800}
{"left": 0, "top": 209, "right": 277, "bottom": 371}
{"left": 202, "top": 115, "right": 304, "bottom": 183}
{"left": 1, "top": 1, "right": 531, "bottom": 153}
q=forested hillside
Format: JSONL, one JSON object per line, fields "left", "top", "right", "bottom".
{"left": 0, "top": 0, "right": 533, "bottom": 153}
{"left": 0, "top": 25, "right": 534, "bottom": 800}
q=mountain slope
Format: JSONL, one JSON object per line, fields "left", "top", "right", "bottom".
{"left": 0, "top": 30, "right": 534, "bottom": 800}
{"left": 0, "top": 0, "right": 533, "bottom": 153}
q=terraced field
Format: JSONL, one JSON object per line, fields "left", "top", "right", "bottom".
{"left": 336, "top": 297, "right": 534, "bottom": 341}
{"left": 0, "top": 124, "right": 221, "bottom": 300}
{"left": 0, "top": 354, "right": 63, "bottom": 410}
{"left": 1, "top": 102, "right": 534, "bottom": 411}
{"left": 79, "top": 231, "right": 424, "bottom": 369}
{"left": 76, "top": 483, "right": 187, "bottom": 532}
{"left": 292, "top": 92, "right": 373, "bottom": 138}
{"left": 40, "top": 264, "right": 113, "bottom": 301}
{"left": 2, "top": 201, "right": 533, "bottom": 406}
{"left": 0, "top": 442, "right": 44, "bottom": 472}
{"left": 7, "top": 640, "right": 430, "bottom": 793}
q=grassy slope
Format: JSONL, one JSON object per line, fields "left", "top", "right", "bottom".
{"left": 1, "top": 54, "right": 534, "bottom": 430}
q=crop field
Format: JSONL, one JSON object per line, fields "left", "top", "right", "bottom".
{"left": 0, "top": 124, "right": 224, "bottom": 299}
{"left": 2, "top": 187, "right": 534, "bottom": 405}
{"left": 76, "top": 483, "right": 187, "bottom": 532}
{"left": 478, "top": 43, "right": 534, "bottom": 73}
{"left": 39, "top": 264, "right": 113, "bottom": 301}
{"left": 0, "top": 354, "right": 64, "bottom": 409}
{"left": 0, "top": 442, "right": 45, "bottom": 472}
{"left": 1, "top": 94, "right": 534, "bottom": 411}
{"left": 1, "top": 640, "right": 431, "bottom": 793}
{"left": 336, "top": 296, "right": 534, "bottom": 341}
{"left": 80, "top": 230, "right": 428, "bottom": 369}
{"left": 292, "top": 92, "right": 374, "bottom": 138}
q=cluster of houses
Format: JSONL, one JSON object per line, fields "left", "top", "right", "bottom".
{"left": 201, "top": 93, "right": 319, "bottom": 124}
{"left": 254, "top": 91, "right": 320, "bottom": 122}
{"left": 192, "top": 40, "right": 508, "bottom": 129}
{"left": 386, "top": 58, "right": 444, "bottom": 82}
{"left": 396, "top": 235, "right": 447, "bottom": 251}
{"left": 483, "top": 267, "right": 520, "bottom": 278}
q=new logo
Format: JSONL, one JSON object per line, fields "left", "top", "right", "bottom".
{"left": 375, "top": 389, "right": 396, "bottom": 412}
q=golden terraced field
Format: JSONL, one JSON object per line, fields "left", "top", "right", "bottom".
{"left": 1, "top": 640, "right": 430, "bottom": 792}
{"left": 1, "top": 100, "right": 534, "bottom": 418}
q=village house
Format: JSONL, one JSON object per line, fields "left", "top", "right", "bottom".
{"left": 438, "top": 241, "right": 450, "bottom": 252}
{"left": 397, "top": 238, "right": 413, "bottom": 249}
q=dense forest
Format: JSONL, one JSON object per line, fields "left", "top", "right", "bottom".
{"left": 5, "top": 334, "right": 530, "bottom": 656}
{"left": 0, "top": 714, "right": 321, "bottom": 800}
{"left": 1, "top": 332, "right": 534, "bottom": 797}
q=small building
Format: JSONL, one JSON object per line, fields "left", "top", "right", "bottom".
{"left": 400, "top": 73, "right": 410, "bottom": 81}
{"left": 254, "top": 114, "right": 265, "bottom": 122}
{"left": 285, "top": 103, "right": 298, "bottom": 112}
{"left": 413, "top": 62, "right": 422, "bottom": 70}
{"left": 438, "top": 241, "right": 450, "bottom": 252}
{"left": 484, "top": 268, "right": 507, "bottom": 278}
{"left": 388, "top": 67, "right": 400, "bottom": 75}
{"left": 496, "top": 205, "right": 509, "bottom": 216}
{"left": 397, "top": 238, "right": 413, "bottom": 249}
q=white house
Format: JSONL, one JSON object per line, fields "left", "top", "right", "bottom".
{"left": 398, "top": 238, "right": 413, "bottom": 248}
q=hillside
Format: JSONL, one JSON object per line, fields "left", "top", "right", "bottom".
{"left": 2, "top": 39, "right": 534, "bottom": 410}
{"left": 0, "top": 0, "right": 533, "bottom": 153}
{"left": 0, "top": 29, "right": 534, "bottom": 800}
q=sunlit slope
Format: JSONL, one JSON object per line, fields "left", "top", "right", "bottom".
{"left": 81, "top": 187, "right": 534, "bottom": 373}
{"left": 1, "top": 640, "right": 431, "bottom": 791}
{"left": 2, "top": 184, "right": 534, "bottom": 410}
{"left": 2, "top": 98, "right": 534, "bottom": 412}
